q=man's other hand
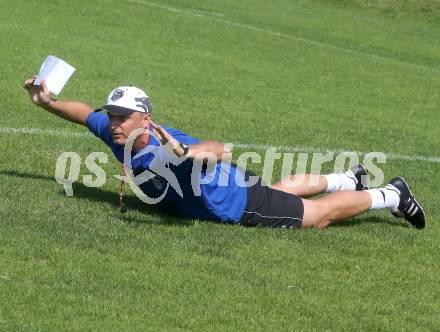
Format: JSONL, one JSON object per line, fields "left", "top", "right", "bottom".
{"left": 151, "top": 121, "right": 185, "bottom": 157}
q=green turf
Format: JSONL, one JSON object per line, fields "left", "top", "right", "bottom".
{"left": 1, "top": 0, "right": 440, "bottom": 330}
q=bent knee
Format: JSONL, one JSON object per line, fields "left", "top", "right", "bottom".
{"left": 303, "top": 217, "right": 331, "bottom": 229}
{"left": 314, "top": 219, "right": 331, "bottom": 229}
{"left": 302, "top": 199, "right": 332, "bottom": 229}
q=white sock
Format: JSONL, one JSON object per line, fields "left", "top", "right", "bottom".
{"left": 366, "top": 187, "right": 400, "bottom": 210}
{"left": 324, "top": 171, "right": 356, "bottom": 193}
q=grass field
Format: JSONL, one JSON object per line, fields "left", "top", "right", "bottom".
{"left": 1, "top": 0, "right": 440, "bottom": 330}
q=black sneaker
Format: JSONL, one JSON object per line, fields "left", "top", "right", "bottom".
{"left": 387, "top": 177, "right": 425, "bottom": 229}
{"left": 345, "top": 164, "right": 369, "bottom": 191}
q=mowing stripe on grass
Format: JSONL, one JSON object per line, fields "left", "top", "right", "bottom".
{"left": 2, "top": 126, "right": 440, "bottom": 163}
{"left": 127, "top": 0, "right": 439, "bottom": 74}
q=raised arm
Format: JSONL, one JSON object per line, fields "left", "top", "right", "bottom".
{"left": 23, "top": 76, "right": 93, "bottom": 126}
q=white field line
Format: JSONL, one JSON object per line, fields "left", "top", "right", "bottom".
{"left": 0, "top": 127, "right": 92, "bottom": 137}
{"left": 1, "top": 126, "right": 439, "bottom": 164}
{"left": 127, "top": 0, "right": 438, "bottom": 74}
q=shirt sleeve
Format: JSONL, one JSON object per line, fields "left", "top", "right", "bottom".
{"left": 164, "top": 126, "right": 201, "bottom": 145}
{"left": 86, "top": 112, "right": 114, "bottom": 147}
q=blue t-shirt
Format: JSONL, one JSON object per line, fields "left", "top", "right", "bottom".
{"left": 86, "top": 112, "right": 247, "bottom": 223}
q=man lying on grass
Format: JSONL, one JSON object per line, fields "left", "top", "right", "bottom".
{"left": 23, "top": 77, "right": 426, "bottom": 229}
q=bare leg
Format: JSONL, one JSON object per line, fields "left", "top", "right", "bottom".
{"left": 302, "top": 191, "right": 372, "bottom": 229}
{"left": 271, "top": 174, "right": 327, "bottom": 197}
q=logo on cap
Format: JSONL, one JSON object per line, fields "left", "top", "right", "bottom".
{"left": 111, "top": 89, "right": 125, "bottom": 101}
{"left": 135, "top": 97, "right": 152, "bottom": 113}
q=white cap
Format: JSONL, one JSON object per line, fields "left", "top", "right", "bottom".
{"left": 95, "top": 86, "right": 152, "bottom": 115}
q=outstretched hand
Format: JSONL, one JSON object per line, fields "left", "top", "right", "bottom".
{"left": 23, "top": 76, "right": 53, "bottom": 107}
{"left": 151, "top": 121, "right": 185, "bottom": 157}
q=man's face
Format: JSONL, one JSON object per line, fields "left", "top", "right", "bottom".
{"left": 108, "top": 111, "right": 150, "bottom": 145}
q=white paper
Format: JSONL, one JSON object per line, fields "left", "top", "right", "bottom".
{"left": 34, "top": 55, "right": 75, "bottom": 95}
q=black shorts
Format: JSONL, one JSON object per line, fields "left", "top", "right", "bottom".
{"left": 239, "top": 173, "right": 304, "bottom": 229}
